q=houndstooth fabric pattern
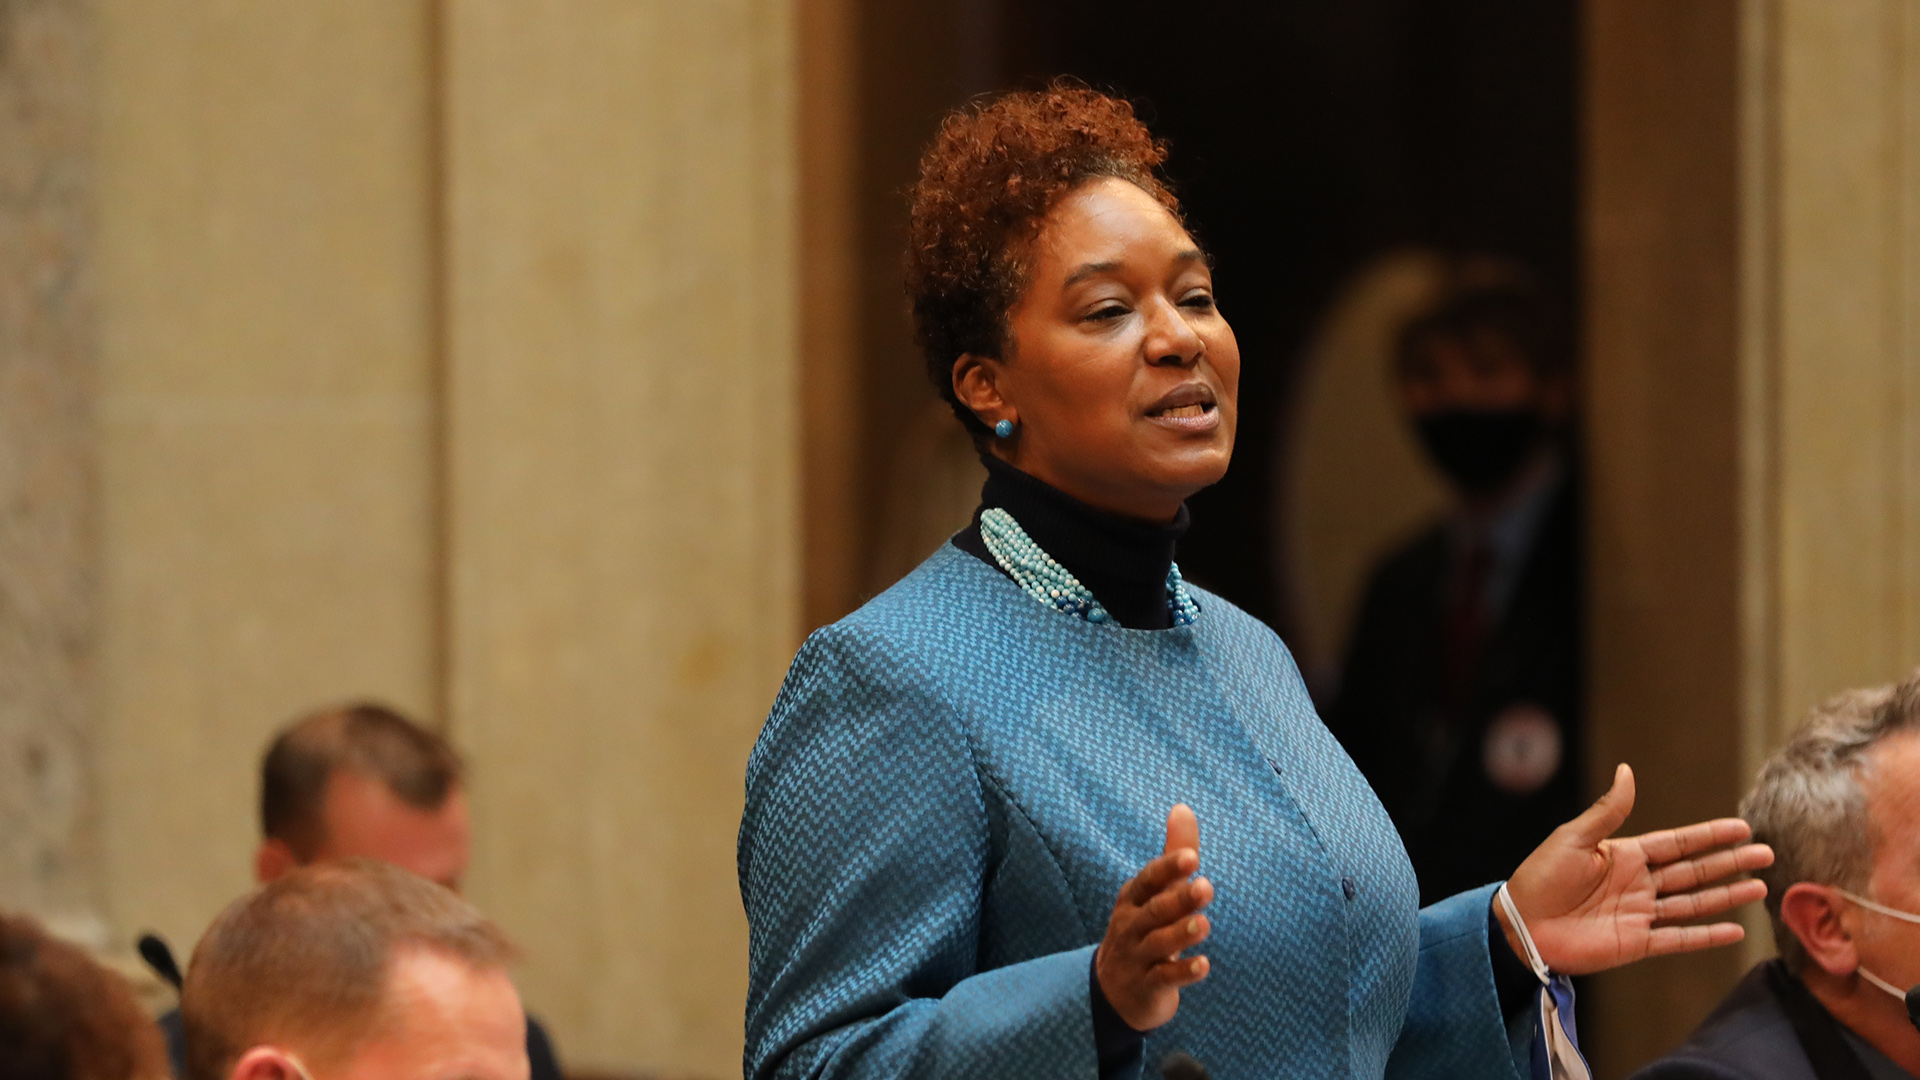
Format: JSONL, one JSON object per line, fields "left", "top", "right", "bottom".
{"left": 739, "top": 543, "right": 1524, "bottom": 1080}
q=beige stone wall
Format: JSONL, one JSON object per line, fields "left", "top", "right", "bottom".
{"left": 92, "top": 0, "right": 442, "bottom": 957}
{"left": 1585, "top": 1, "right": 1920, "bottom": 1074}
{"left": 76, "top": 2, "right": 797, "bottom": 1074}
{"left": 1750, "top": 0, "right": 1920, "bottom": 758}
{"left": 0, "top": 0, "right": 101, "bottom": 938}
{"left": 442, "top": 3, "right": 796, "bottom": 1073}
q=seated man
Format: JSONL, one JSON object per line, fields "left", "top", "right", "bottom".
{"left": 1630, "top": 676, "right": 1920, "bottom": 1079}
{"left": 179, "top": 859, "right": 526, "bottom": 1080}
{"left": 155, "top": 703, "right": 559, "bottom": 1079}
{"left": 0, "top": 911, "right": 168, "bottom": 1080}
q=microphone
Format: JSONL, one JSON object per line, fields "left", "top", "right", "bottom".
{"left": 1160, "top": 1051, "right": 1212, "bottom": 1080}
{"left": 1907, "top": 984, "right": 1920, "bottom": 1035}
{"left": 137, "top": 932, "right": 183, "bottom": 992}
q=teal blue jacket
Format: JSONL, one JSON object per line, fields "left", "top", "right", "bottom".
{"left": 740, "top": 544, "right": 1527, "bottom": 1079}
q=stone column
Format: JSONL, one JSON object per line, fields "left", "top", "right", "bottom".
{"left": 0, "top": 0, "right": 101, "bottom": 941}
{"left": 91, "top": 1, "right": 441, "bottom": 951}
{"left": 1743, "top": 0, "right": 1920, "bottom": 759}
{"left": 1585, "top": 1, "right": 1920, "bottom": 1073}
{"left": 441, "top": 3, "right": 798, "bottom": 1073}
{"left": 799, "top": 0, "right": 861, "bottom": 631}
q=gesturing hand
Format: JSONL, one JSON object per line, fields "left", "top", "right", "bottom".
{"left": 1096, "top": 804, "right": 1214, "bottom": 1032}
{"left": 1501, "top": 763, "right": 1776, "bottom": 976}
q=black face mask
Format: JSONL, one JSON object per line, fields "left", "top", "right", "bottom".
{"left": 1414, "top": 408, "right": 1544, "bottom": 496}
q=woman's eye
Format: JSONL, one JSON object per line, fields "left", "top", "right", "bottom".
{"left": 1181, "top": 293, "right": 1216, "bottom": 311}
{"left": 1085, "top": 304, "right": 1128, "bottom": 322}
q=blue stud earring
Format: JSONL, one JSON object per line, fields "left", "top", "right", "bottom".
{"left": 994, "top": 418, "right": 1015, "bottom": 439}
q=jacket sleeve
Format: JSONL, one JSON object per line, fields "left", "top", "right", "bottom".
{"left": 737, "top": 624, "right": 1103, "bottom": 1080}
{"left": 1386, "top": 884, "right": 1530, "bottom": 1080}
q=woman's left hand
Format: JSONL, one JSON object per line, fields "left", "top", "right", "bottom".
{"left": 1500, "top": 763, "right": 1776, "bottom": 976}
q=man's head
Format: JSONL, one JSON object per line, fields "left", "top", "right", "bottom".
{"left": 1393, "top": 257, "right": 1572, "bottom": 500}
{"left": 180, "top": 860, "right": 527, "bottom": 1080}
{"left": 1743, "top": 673, "right": 1920, "bottom": 997}
{"left": 0, "top": 912, "right": 169, "bottom": 1080}
{"left": 257, "top": 704, "right": 470, "bottom": 890}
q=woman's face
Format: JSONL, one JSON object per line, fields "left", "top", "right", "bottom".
{"left": 953, "top": 177, "right": 1240, "bottom": 523}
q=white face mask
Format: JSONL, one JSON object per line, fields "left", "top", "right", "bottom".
{"left": 1835, "top": 888, "right": 1920, "bottom": 1009}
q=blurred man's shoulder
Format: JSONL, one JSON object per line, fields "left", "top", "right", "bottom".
{"left": 526, "top": 1013, "right": 563, "bottom": 1080}
{"left": 1626, "top": 963, "right": 1817, "bottom": 1080}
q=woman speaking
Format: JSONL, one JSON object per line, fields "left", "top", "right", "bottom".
{"left": 738, "top": 84, "right": 1770, "bottom": 1079}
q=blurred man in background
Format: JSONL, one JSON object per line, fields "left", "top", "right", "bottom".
{"left": 1631, "top": 675, "right": 1920, "bottom": 1079}
{"left": 152, "top": 703, "right": 559, "bottom": 1079}
{"left": 179, "top": 859, "right": 526, "bottom": 1080}
{"left": 1, "top": 911, "right": 169, "bottom": 1080}
{"left": 1327, "top": 258, "right": 1580, "bottom": 1034}
{"left": 1330, "top": 257, "right": 1581, "bottom": 904}
{"left": 251, "top": 703, "right": 472, "bottom": 891}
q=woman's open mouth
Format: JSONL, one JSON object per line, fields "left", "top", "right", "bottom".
{"left": 1146, "top": 384, "right": 1221, "bottom": 432}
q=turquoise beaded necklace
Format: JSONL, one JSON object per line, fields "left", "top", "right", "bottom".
{"left": 979, "top": 507, "right": 1200, "bottom": 627}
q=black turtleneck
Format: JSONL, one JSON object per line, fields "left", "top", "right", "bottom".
{"left": 952, "top": 453, "right": 1191, "bottom": 629}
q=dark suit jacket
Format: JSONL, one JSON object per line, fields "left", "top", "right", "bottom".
{"left": 158, "top": 1004, "right": 563, "bottom": 1079}
{"left": 1329, "top": 478, "right": 1583, "bottom": 907}
{"left": 1629, "top": 961, "right": 1911, "bottom": 1080}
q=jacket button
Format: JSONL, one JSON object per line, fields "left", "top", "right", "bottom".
{"left": 1341, "top": 876, "right": 1357, "bottom": 901}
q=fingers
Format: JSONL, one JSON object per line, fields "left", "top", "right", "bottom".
{"left": 1645, "top": 920, "right": 1747, "bottom": 959}
{"left": 1128, "top": 805, "right": 1201, "bottom": 905}
{"left": 1649, "top": 842, "right": 1774, "bottom": 893}
{"left": 1126, "top": 847, "right": 1200, "bottom": 905}
{"left": 1562, "top": 763, "right": 1635, "bottom": 847}
{"left": 1141, "top": 873, "right": 1214, "bottom": 922}
{"left": 1113, "top": 857, "right": 1212, "bottom": 957}
{"left": 1164, "top": 804, "right": 1200, "bottom": 858}
{"left": 1118, "top": 867, "right": 1212, "bottom": 932}
{"left": 1146, "top": 954, "right": 1210, "bottom": 989}
{"left": 1140, "top": 912, "right": 1212, "bottom": 961}
{"left": 1116, "top": 805, "right": 1212, "bottom": 959}
{"left": 1102, "top": 867, "right": 1212, "bottom": 1017}
{"left": 1098, "top": 813, "right": 1212, "bottom": 1031}
{"left": 1637, "top": 819, "right": 1756, "bottom": 866}
{"left": 1652, "top": 878, "right": 1768, "bottom": 923}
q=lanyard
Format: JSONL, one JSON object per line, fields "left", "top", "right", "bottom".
{"left": 1496, "top": 882, "right": 1593, "bottom": 1080}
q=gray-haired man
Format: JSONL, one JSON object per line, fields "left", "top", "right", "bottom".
{"left": 1631, "top": 677, "right": 1920, "bottom": 1079}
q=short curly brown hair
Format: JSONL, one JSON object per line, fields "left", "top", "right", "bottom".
{"left": 906, "top": 82, "right": 1181, "bottom": 434}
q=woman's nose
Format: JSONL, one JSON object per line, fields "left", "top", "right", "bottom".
{"left": 1144, "top": 298, "right": 1204, "bottom": 367}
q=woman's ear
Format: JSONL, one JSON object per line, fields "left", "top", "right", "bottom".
{"left": 1781, "top": 882, "right": 1860, "bottom": 976}
{"left": 952, "top": 353, "right": 1010, "bottom": 424}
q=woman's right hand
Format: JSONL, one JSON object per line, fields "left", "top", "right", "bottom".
{"left": 1095, "top": 804, "right": 1214, "bottom": 1032}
